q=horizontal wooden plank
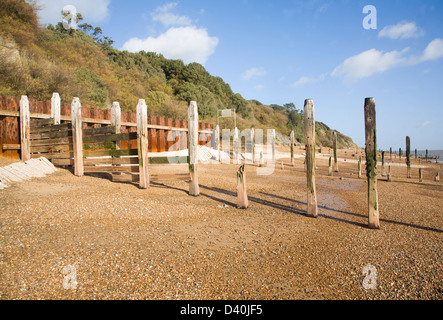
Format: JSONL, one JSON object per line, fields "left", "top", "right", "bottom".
{"left": 84, "top": 165, "right": 139, "bottom": 173}
{"left": 83, "top": 157, "right": 139, "bottom": 165}
{"left": 83, "top": 158, "right": 113, "bottom": 165}
{"left": 82, "top": 132, "right": 138, "bottom": 144}
{"left": 30, "top": 118, "right": 53, "bottom": 127}
{"left": 113, "top": 157, "right": 139, "bottom": 165}
{"left": 83, "top": 149, "right": 139, "bottom": 158}
{"left": 2, "top": 144, "right": 21, "bottom": 150}
{"left": 52, "top": 158, "right": 74, "bottom": 166}
{"left": 149, "top": 156, "right": 188, "bottom": 164}
{"left": 30, "top": 123, "right": 72, "bottom": 133}
{"left": 83, "top": 126, "right": 116, "bottom": 136}
{"left": 51, "top": 152, "right": 74, "bottom": 159}
{"left": 30, "top": 129, "right": 72, "bottom": 140}
{"left": 31, "top": 144, "right": 72, "bottom": 153}
{"left": 83, "top": 141, "right": 116, "bottom": 151}
{"left": 31, "top": 137, "right": 73, "bottom": 147}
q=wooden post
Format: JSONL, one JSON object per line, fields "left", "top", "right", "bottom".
{"left": 19, "top": 95, "right": 30, "bottom": 162}
{"left": 111, "top": 102, "right": 122, "bottom": 178}
{"left": 425, "top": 149, "right": 428, "bottom": 161}
{"left": 387, "top": 165, "right": 392, "bottom": 182}
{"left": 51, "top": 93, "right": 61, "bottom": 125}
{"left": 251, "top": 128, "right": 255, "bottom": 164}
{"left": 419, "top": 168, "right": 423, "bottom": 183}
{"left": 290, "top": 131, "right": 295, "bottom": 166}
{"left": 214, "top": 124, "right": 220, "bottom": 162}
{"left": 304, "top": 99, "right": 318, "bottom": 218}
{"left": 364, "top": 97, "right": 380, "bottom": 229}
{"left": 71, "top": 98, "right": 84, "bottom": 177}
{"left": 221, "top": 128, "right": 230, "bottom": 165}
{"left": 415, "top": 148, "right": 417, "bottom": 159}
{"left": 399, "top": 148, "right": 402, "bottom": 161}
{"left": 137, "top": 99, "right": 149, "bottom": 189}
{"left": 188, "top": 101, "right": 199, "bottom": 196}
{"left": 233, "top": 127, "right": 240, "bottom": 165}
{"left": 358, "top": 157, "right": 362, "bottom": 179}
{"left": 333, "top": 131, "right": 338, "bottom": 172}
{"left": 406, "top": 136, "right": 411, "bottom": 178}
{"left": 270, "top": 129, "right": 276, "bottom": 164}
{"left": 390, "top": 147, "right": 392, "bottom": 160}
{"left": 328, "top": 157, "right": 333, "bottom": 176}
{"left": 381, "top": 151, "right": 385, "bottom": 176}
{"left": 111, "top": 102, "right": 121, "bottom": 134}
{"left": 237, "top": 164, "right": 248, "bottom": 209}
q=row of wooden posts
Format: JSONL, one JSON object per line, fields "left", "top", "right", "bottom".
{"left": 18, "top": 95, "right": 202, "bottom": 193}
{"left": 17, "top": 94, "right": 438, "bottom": 230}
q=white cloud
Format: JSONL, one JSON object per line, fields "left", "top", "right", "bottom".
{"left": 421, "top": 38, "right": 443, "bottom": 62}
{"left": 122, "top": 26, "right": 218, "bottom": 65}
{"left": 378, "top": 21, "right": 424, "bottom": 40}
{"left": 151, "top": 2, "right": 192, "bottom": 27}
{"left": 122, "top": 3, "right": 218, "bottom": 65}
{"left": 242, "top": 67, "right": 267, "bottom": 81}
{"left": 292, "top": 73, "right": 327, "bottom": 88}
{"left": 35, "top": 0, "right": 111, "bottom": 25}
{"left": 332, "top": 38, "right": 443, "bottom": 81}
{"left": 420, "top": 121, "right": 432, "bottom": 127}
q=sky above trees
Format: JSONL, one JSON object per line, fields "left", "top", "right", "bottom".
{"left": 34, "top": 0, "right": 443, "bottom": 149}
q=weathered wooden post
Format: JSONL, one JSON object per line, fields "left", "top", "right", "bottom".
{"left": 251, "top": 128, "right": 255, "bottom": 164}
{"left": 270, "top": 129, "right": 276, "bottom": 164}
{"left": 136, "top": 99, "right": 149, "bottom": 189}
{"left": 214, "top": 125, "right": 220, "bottom": 162}
{"left": 233, "top": 127, "right": 240, "bottom": 165}
{"left": 111, "top": 102, "right": 122, "bottom": 177}
{"left": 333, "top": 131, "right": 338, "bottom": 172}
{"left": 221, "top": 128, "right": 230, "bottom": 165}
{"left": 390, "top": 147, "right": 392, "bottom": 160}
{"left": 415, "top": 148, "right": 417, "bottom": 159}
{"left": 358, "top": 156, "right": 362, "bottom": 179}
{"left": 304, "top": 99, "right": 318, "bottom": 218}
{"left": 71, "top": 98, "right": 84, "bottom": 177}
{"left": 381, "top": 151, "right": 385, "bottom": 176}
{"left": 188, "top": 101, "right": 200, "bottom": 196}
{"left": 387, "top": 165, "right": 392, "bottom": 182}
{"left": 406, "top": 136, "right": 411, "bottom": 178}
{"left": 19, "top": 95, "right": 31, "bottom": 162}
{"left": 290, "top": 131, "right": 295, "bottom": 166}
{"left": 51, "top": 93, "right": 61, "bottom": 125}
{"left": 425, "top": 149, "right": 428, "bottom": 161}
{"left": 111, "top": 102, "right": 121, "bottom": 134}
{"left": 399, "top": 148, "right": 402, "bottom": 161}
{"left": 328, "top": 157, "right": 333, "bottom": 176}
{"left": 237, "top": 164, "right": 248, "bottom": 209}
{"left": 364, "top": 97, "right": 380, "bottom": 229}
{"left": 419, "top": 168, "right": 423, "bottom": 183}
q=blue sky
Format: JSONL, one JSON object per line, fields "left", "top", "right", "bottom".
{"left": 36, "top": 0, "right": 443, "bottom": 150}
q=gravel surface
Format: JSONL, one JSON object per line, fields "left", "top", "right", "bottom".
{"left": 0, "top": 148, "right": 442, "bottom": 300}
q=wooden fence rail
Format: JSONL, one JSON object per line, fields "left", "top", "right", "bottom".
{"left": 0, "top": 94, "right": 214, "bottom": 159}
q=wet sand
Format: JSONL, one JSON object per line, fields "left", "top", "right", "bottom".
{"left": 0, "top": 147, "right": 441, "bottom": 300}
